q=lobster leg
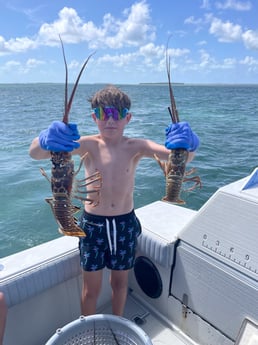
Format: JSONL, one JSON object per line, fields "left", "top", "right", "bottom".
{"left": 183, "top": 176, "right": 202, "bottom": 191}
{"left": 76, "top": 171, "right": 102, "bottom": 188}
{"left": 73, "top": 152, "right": 88, "bottom": 176}
{"left": 40, "top": 168, "right": 51, "bottom": 183}
{"left": 154, "top": 154, "right": 167, "bottom": 176}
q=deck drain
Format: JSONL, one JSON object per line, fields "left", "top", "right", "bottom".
{"left": 133, "top": 316, "right": 146, "bottom": 326}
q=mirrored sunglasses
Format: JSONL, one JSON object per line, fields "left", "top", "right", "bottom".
{"left": 93, "top": 106, "right": 129, "bottom": 121}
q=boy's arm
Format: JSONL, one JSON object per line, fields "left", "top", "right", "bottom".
{"left": 138, "top": 139, "right": 195, "bottom": 164}
{"left": 29, "top": 137, "right": 51, "bottom": 160}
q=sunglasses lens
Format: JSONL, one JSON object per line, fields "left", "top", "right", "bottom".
{"left": 94, "top": 107, "right": 128, "bottom": 121}
{"left": 105, "top": 107, "right": 119, "bottom": 120}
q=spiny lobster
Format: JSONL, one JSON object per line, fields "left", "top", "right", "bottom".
{"left": 155, "top": 39, "right": 201, "bottom": 204}
{"left": 40, "top": 37, "right": 101, "bottom": 237}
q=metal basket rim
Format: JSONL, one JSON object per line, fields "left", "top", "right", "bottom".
{"left": 45, "top": 314, "right": 153, "bottom": 345}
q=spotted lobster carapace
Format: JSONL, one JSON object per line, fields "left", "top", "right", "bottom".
{"left": 40, "top": 37, "right": 101, "bottom": 237}
{"left": 155, "top": 40, "right": 201, "bottom": 204}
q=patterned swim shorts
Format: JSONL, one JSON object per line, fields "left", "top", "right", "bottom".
{"left": 78, "top": 210, "right": 142, "bottom": 271}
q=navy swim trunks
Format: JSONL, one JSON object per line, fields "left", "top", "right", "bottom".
{"left": 78, "top": 210, "right": 142, "bottom": 271}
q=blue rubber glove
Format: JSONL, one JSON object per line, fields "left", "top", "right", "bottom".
{"left": 165, "top": 121, "right": 199, "bottom": 152}
{"left": 39, "top": 121, "right": 80, "bottom": 152}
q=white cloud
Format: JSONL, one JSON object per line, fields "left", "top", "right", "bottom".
{"left": 0, "top": 2, "right": 155, "bottom": 55}
{"left": 139, "top": 42, "right": 164, "bottom": 59}
{"left": 0, "top": 36, "right": 36, "bottom": 55}
{"left": 242, "top": 30, "right": 258, "bottom": 50}
{"left": 96, "top": 42, "right": 180, "bottom": 74}
{"left": 167, "top": 48, "right": 190, "bottom": 58}
{"left": 208, "top": 17, "right": 258, "bottom": 50}
{"left": 197, "top": 40, "right": 208, "bottom": 46}
{"left": 2, "top": 58, "right": 45, "bottom": 75}
{"left": 201, "top": 0, "right": 211, "bottom": 10}
{"left": 184, "top": 16, "right": 203, "bottom": 25}
{"left": 38, "top": 7, "right": 103, "bottom": 46}
{"left": 215, "top": 0, "right": 252, "bottom": 11}
{"left": 185, "top": 12, "right": 257, "bottom": 52}
{"left": 240, "top": 56, "right": 257, "bottom": 64}
{"left": 223, "top": 57, "right": 237, "bottom": 67}
{"left": 209, "top": 17, "right": 242, "bottom": 42}
{"left": 184, "top": 15, "right": 206, "bottom": 33}
{"left": 196, "top": 50, "right": 238, "bottom": 71}
{"left": 4, "top": 60, "right": 21, "bottom": 69}
{"left": 26, "top": 58, "right": 44, "bottom": 68}
{"left": 38, "top": 2, "right": 154, "bottom": 49}
{"left": 67, "top": 59, "right": 80, "bottom": 70}
{"left": 199, "top": 49, "right": 217, "bottom": 67}
{"left": 97, "top": 52, "right": 137, "bottom": 67}
{"left": 102, "top": 1, "right": 155, "bottom": 48}
{"left": 240, "top": 56, "right": 258, "bottom": 71}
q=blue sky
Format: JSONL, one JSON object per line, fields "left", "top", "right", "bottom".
{"left": 0, "top": 0, "right": 257, "bottom": 84}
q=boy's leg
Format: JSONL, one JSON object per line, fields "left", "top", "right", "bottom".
{"left": 110, "top": 269, "right": 129, "bottom": 316}
{"left": 81, "top": 270, "right": 103, "bottom": 316}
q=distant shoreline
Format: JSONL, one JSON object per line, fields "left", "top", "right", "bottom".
{"left": 139, "top": 82, "right": 184, "bottom": 85}
{"left": 138, "top": 82, "right": 258, "bottom": 86}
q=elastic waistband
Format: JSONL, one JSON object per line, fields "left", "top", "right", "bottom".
{"left": 81, "top": 209, "right": 135, "bottom": 222}
{"left": 81, "top": 209, "right": 135, "bottom": 256}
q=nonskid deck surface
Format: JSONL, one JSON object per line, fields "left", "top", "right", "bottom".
{"left": 99, "top": 294, "right": 197, "bottom": 345}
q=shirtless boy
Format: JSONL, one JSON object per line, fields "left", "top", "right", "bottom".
{"left": 29, "top": 85, "right": 199, "bottom": 316}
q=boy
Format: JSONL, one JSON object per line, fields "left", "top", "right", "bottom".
{"left": 29, "top": 85, "right": 199, "bottom": 316}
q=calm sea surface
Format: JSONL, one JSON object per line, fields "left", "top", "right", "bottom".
{"left": 0, "top": 83, "right": 258, "bottom": 257}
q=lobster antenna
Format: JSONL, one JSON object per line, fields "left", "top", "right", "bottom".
{"left": 66, "top": 51, "right": 95, "bottom": 118}
{"left": 59, "top": 35, "right": 95, "bottom": 124}
{"left": 166, "top": 36, "right": 179, "bottom": 123}
{"left": 59, "top": 35, "right": 69, "bottom": 124}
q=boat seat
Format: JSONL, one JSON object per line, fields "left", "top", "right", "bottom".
{"left": 0, "top": 237, "right": 80, "bottom": 308}
{"left": 135, "top": 201, "right": 196, "bottom": 268}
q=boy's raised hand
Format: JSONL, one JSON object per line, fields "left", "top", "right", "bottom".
{"left": 165, "top": 121, "right": 199, "bottom": 152}
{"left": 39, "top": 121, "right": 80, "bottom": 152}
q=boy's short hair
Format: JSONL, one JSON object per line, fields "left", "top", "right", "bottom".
{"left": 89, "top": 85, "right": 131, "bottom": 111}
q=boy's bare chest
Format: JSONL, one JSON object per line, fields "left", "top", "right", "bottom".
{"left": 100, "top": 145, "right": 130, "bottom": 162}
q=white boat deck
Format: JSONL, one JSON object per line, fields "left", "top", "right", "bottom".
{"left": 100, "top": 294, "right": 198, "bottom": 345}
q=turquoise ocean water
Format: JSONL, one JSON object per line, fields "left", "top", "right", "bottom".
{"left": 1, "top": 83, "right": 258, "bottom": 258}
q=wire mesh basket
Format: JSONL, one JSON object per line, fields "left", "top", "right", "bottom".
{"left": 45, "top": 314, "right": 153, "bottom": 345}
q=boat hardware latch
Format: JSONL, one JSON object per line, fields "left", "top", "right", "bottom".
{"left": 182, "top": 293, "right": 188, "bottom": 318}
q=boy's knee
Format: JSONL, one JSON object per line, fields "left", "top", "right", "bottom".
{"left": 82, "top": 288, "right": 100, "bottom": 301}
{"left": 110, "top": 276, "right": 128, "bottom": 291}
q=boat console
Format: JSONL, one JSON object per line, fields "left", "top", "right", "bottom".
{"left": 130, "top": 168, "right": 258, "bottom": 344}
